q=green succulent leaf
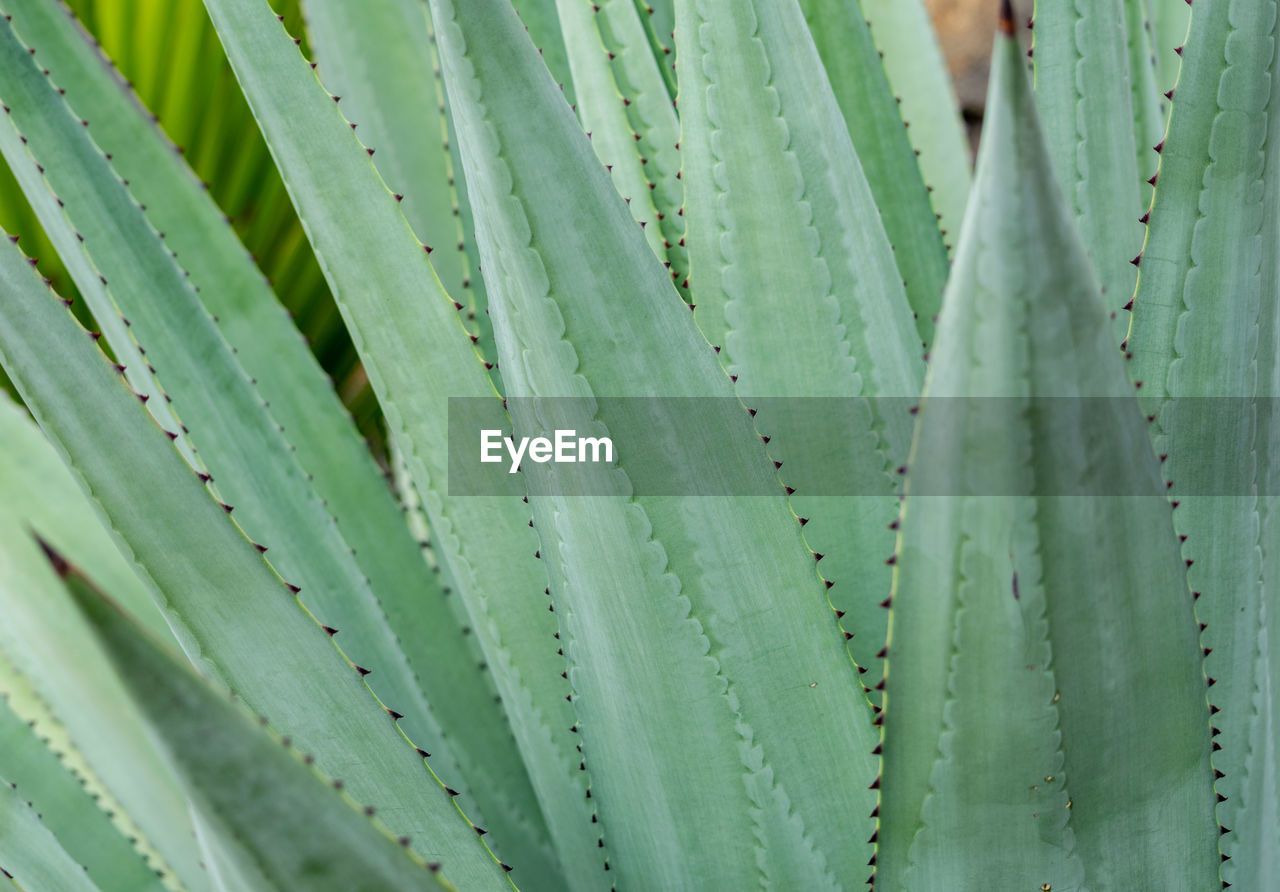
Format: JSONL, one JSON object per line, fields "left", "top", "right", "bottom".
{"left": 1033, "top": 0, "right": 1146, "bottom": 339}
{"left": 880, "top": 25, "right": 1218, "bottom": 891}
{"left": 189, "top": 0, "right": 592, "bottom": 885}
{"left": 859, "top": 0, "right": 973, "bottom": 253}
{"left": 303, "top": 0, "right": 494, "bottom": 361}
{"left": 1149, "top": 0, "right": 1191, "bottom": 99}
{"left": 43, "top": 545, "right": 458, "bottom": 892}
{"left": 510, "top": 0, "right": 575, "bottom": 107}
{"left": 0, "top": 222, "right": 510, "bottom": 888}
{"left": 0, "top": 395, "right": 208, "bottom": 892}
{"left": 675, "top": 0, "right": 925, "bottom": 697}
{"left": 0, "top": 7, "right": 512, "bottom": 853}
{"left": 0, "top": 666, "right": 169, "bottom": 892}
{"left": 1127, "top": 0, "right": 1280, "bottom": 884}
{"left": 430, "top": 0, "right": 882, "bottom": 887}
{"left": 0, "top": 772, "right": 103, "bottom": 892}
{"left": 1124, "top": 0, "right": 1167, "bottom": 209}
{"left": 633, "top": 0, "right": 677, "bottom": 96}
{"left": 797, "top": 0, "right": 951, "bottom": 348}
{"left": 557, "top": 0, "right": 688, "bottom": 292}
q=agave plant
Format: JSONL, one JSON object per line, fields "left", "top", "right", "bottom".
{"left": 0, "top": 0, "right": 1271, "bottom": 887}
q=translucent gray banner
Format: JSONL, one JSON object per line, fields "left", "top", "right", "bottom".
{"left": 446, "top": 397, "right": 1279, "bottom": 496}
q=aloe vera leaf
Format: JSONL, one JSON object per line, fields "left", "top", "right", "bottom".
{"left": 0, "top": 232, "right": 509, "bottom": 888}
{"left": 0, "top": 5, "right": 516, "bottom": 848}
{"left": 797, "top": 0, "right": 950, "bottom": 348}
{"left": 1124, "top": 0, "right": 1166, "bottom": 209}
{"left": 0, "top": 392, "right": 167, "bottom": 642}
{"left": 0, "top": 775, "right": 103, "bottom": 892}
{"left": 676, "top": 0, "right": 924, "bottom": 699}
{"left": 431, "top": 0, "right": 882, "bottom": 887}
{"left": 0, "top": 668, "right": 169, "bottom": 892}
{"left": 189, "top": 0, "right": 593, "bottom": 885}
{"left": 44, "top": 548, "right": 458, "bottom": 892}
{"left": 510, "top": 0, "right": 575, "bottom": 107}
{"left": 1032, "top": 0, "right": 1146, "bottom": 340}
{"left": 859, "top": 0, "right": 972, "bottom": 254}
{"left": 1127, "top": 2, "right": 1280, "bottom": 884}
{"left": 302, "top": 0, "right": 489, "bottom": 342}
{"left": 1150, "top": 0, "right": 1191, "bottom": 97}
{"left": 557, "top": 0, "right": 687, "bottom": 291}
{"left": 880, "top": 24, "right": 1219, "bottom": 890}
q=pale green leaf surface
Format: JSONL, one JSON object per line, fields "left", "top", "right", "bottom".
{"left": 1033, "top": 0, "right": 1146, "bottom": 339}
{"left": 1150, "top": 0, "right": 1191, "bottom": 97}
{"left": 676, "top": 0, "right": 924, "bottom": 698}
{"left": 0, "top": 774, "right": 102, "bottom": 892}
{"left": 2, "top": 0, "right": 529, "bottom": 847}
{"left": 510, "top": 0, "right": 575, "bottom": 107}
{"left": 0, "top": 228, "right": 508, "bottom": 888}
{"left": 0, "top": 408, "right": 208, "bottom": 892}
{"left": 0, "top": 7, "right": 508, "bottom": 850}
{"left": 633, "top": 0, "right": 676, "bottom": 97}
{"left": 431, "top": 0, "right": 881, "bottom": 887}
{"left": 1125, "top": 0, "right": 1167, "bottom": 209}
{"left": 797, "top": 0, "right": 951, "bottom": 347}
{"left": 303, "top": 0, "right": 493, "bottom": 353}
{"left": 880, "top": 29, "right": 1218, "bottom": 891}
{"left": 558, "top": 0, "right": 687, "bottom": 291}
{"left": 860, "top": 0, "right": 972, "bottom": 254}
{"left": 190, "top": 0, "right": 590, "bottom": 886}
{"left": 49, "top": 551, "right": 457, "bottom": 892}
{"left": 1128, "top": 1, "right": 1280, "bottom": 883}
{"left": 0, "top": 391, "right": 167, "bottom": 642}
{"left": 0, "top": 672, "right": 169, "bottom": 892}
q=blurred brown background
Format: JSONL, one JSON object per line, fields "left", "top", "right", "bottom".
{"left": 928, "top": 0, "right": 1031, "bottom": 146}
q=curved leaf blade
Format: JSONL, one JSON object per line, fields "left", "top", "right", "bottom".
{"left": 45, "top": 546, "right": 458, "bottom": 892}
{"left": 0, "top": 226, "right": 510, "bottom": 889}
{"left": 189, "top": 0, "right": 593, "bottom": 885}
{"left": 1128, "top": 1, "right": 1280, "bottom": 883}
{"left": 797, "top": 0, "right": 951, "bottom": 347}
{"left": 880, "top": 24, "right": 1218, "bottom": 890}
{"left": 431, "top": 0, "right": 881, "bottom": 887}
{"left": 675, "top": 0, "right": 924, "bottom": 698}
{"left": 1033, "top": 0, "right": 1146, "bottom": 338}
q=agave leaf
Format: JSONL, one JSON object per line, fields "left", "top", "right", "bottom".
{"left": 797, "top": 0, "right": 951, "bottom": 347}
{"left": 1148, "top": 0, "right": 1190, "bottom": 98}
{"left": 0, "top": 391, "right": 167, "bottom": 642}
{"left": 302, "top": 0, "right": 494, "bottom": 360}
{"left": 1127, "top": 1, "right": 1280, "bottom": 883}
{"left": 510, "top": 0, "right": 575, "bottom": 107}
{"left": 43, "top": 545, "right": 458, "bottom": 892}
{"left": 0, "top": 228, "right": 509, "bottom": 888}
{"left": 0, "top": 773, "right": 103, "bottom": 892}
{"left": 1124, "top": 0, "right": 1166, "bottom": 209}
{"left": 859, "top": 0, "right": 972, "bottom": 253}
{"left": 632, "top": 0, "right": 677, "bottom": 97}
{"left": 1032, "top": 0, "right": 1146, "bottom": 339}
{"left": 557, "top": 0, "right": 687, "bottom": 291}
{"left": 430, "top": 0, "right": 881, "bottom": 887}
{"left": 0, "top": 665, "right": 169, "bottom": 892}
{"left": 0, "top": 399, "right": 209, "bottom": 892}
{"left": 676, "top": 0, "right": 924, "bottom": 696}
{"left": 59, "top": 0, "right": 349, "bottom": 387}
{"left": 880, "top": 22, "right": 1219, "bottom": 890}
{"left": 189, "top": 0, "right": 592, "bottom": 885}
{"left": 0, "top": 4, "right": 516, "bottom": 850}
